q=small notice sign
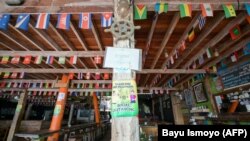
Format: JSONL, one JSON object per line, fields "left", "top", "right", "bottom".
{"left": 103, "top": 47, "right": 142, "bottom": 71}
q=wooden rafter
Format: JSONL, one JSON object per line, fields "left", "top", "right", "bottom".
{"left": 148, "top": 13, "right": 200, "bottom": 87}
{"left": 142, "top": 13, "right": 180, "bottom": 86}
{"left": 70, "top": 21, "right": 99, "bottom": 69}
{"left": 158, "top": 12, "right": 247, "bottom": 87}
{"left": 174, "top": 36, "right": 250, "bottom": 88}
{"left": 1, "top": 0, "right": 248, "bottom": 13}
{"left": 91, "top": 19, "right": 104, "bottom": 51}
{"left": 0, "top": 68, "right": 211, "bottom": 74}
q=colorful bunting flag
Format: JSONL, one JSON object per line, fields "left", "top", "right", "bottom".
{"left": 10, "top": 72, "right": 18, "bottom": 79}
{"left": 3, "top": 72, "right": 10, "bottom": 78}
{"left": 198, "top": 15, "right": 206, "bottom": 30}
{"left": 155, "top": 3, "right": 168, "bottom": 14}
{"left": 101, "top": 13, "right": 112, "bottom": 27}
{"left": 78, "top": 73, "right": 83, "bottom": 80}
{"left": 170, "top": 56, "right": 174, "bottom": 64}
{"left": 206, "top": 48, "right": 212, "bottom": 58}
{"left": 95, "top": 83, "right": 99, "bottom": 89}
{"left": 95, "top": 72, "right": 100, "bottom": 80}
{"left": 212, "top": 65, "right": 217, "bottom": 72}
{"left": 34, "top": 56, "right": 43, "bottom": 64}
{"left": 198, "top": 55, "right": 204, "bottom": 65}
{"left": 188, "top": 27, "right": 195, "bottom": 42}
{"left": 179, "top": 4, "right": 192, "bottom": 18}
{"left": 222, "top": 4, "right": 236, "bottom": 18}
{"left": 19, "top": 72, "right": 25, "bottom": 78}
{"left": 23, "top": 56, "right": 32, "bottom": 64}
{"left": 79, "top": 13, "right": 92, "bottom": 29}
{"left": 36, "top": 13, "right": 50, "bottom": 29}
{"left": 70, "top": 55, "right": 77, "bottom": 65}
{"left": 230, "top": 52, "right": 238, "bottom": 62}
{"left": 229, "top": 25, "right": 241, "bottom": 40}
{"left": 69, "top": 73, "right": 74, "bottom": 79}
{"left": 0, "top": 14, "right": 10, "bottom": 30}
{"left": 46, "top": 56, "right": 54, "bottom": 64}
{"left": 11, "top": 56, "right": 20, "bottom": 64}
{"left": 1, "top": 56, "right": 9, "bottom": 64}
{"left": 246, "top": 4, "right": 250, "bottom": 16}
{"left": 56, "top": 13, "right": 71, "bottom": 30}
{"left": 15, "top": 14, "right": 30, "bottom": 31}
{"left": 201, "top": 3, "right": 213, "bottom": 17}
{"left": 94, "top": 56, "right": 102, "bottom": 64}
{"left": 58, "top": 56, "right": 66, "bottom": 64}
{"left": 180, "top": 40, "right": 186, "bottom": 52}
{"left": 86, "top": 72, "right": 91, "bottom": 80}
{"left": 134, "top": 5, "right": 147, "bottom": 20}
{"left": 104, "top": 73, "right": 109, "bottom": 80}
{"left": 243, "top": 42, "right": 250, "bottom": 55}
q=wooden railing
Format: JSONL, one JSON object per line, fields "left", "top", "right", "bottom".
{"left": 15, "top": 120, "right": 110, "bottom": 141}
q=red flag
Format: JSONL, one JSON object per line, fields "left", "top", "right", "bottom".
{"left": 104, "top": 73, "right": 109, "bottom": 80}
{"left": 229, "top": 25, "right": 241, "bottom": 40}
{"left": 79, "top": 13, "right": 92, "bottom": 29}
{"left": 23, "top": 56, "right": 32, "bottom": 64}
{"left": 95, "top": 72, "right": 100, "bottom": 80}
{"left": 11, "top": 56, "right": 20, "bottom": 64}
{"left": 95, "top": 83, "right": 99, "bottom": 89}
{"left": 69, "top": 73, "right": 74, "bottom": 79}
{"left": 94, "top": 56, "right": 102, "bottom": 64}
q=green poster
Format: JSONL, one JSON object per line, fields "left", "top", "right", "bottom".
{"left": 111, "top": 80, "right": 138, "bottom": 118}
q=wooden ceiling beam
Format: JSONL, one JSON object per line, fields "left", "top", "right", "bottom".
{"left": 0, "top": 68, "right": 210, "bottom": 74}
{"left": 1, "top": 0, "right": 248, "bottom": 13}
{"left": 91, "top": 20, "right": 104, "bottom": 51}
{"left": 174, "top": 36, "right": 250, "bottom": 88}
{"left": 0, "top": 31, "right": 29, "bottom": 51}
{"left": 9, "top": 24, "right": 45, "bottom": 51}
{"left": 148, "top": 13, "right": 200, "bottom": 87}
{"left": 70, "top": 22, "right": 99, "bottom": 69}
{"left": 142, "top": 13, "right": 180, "bottom": 86}
{"left": 157, "top": 12, "right": 247, "bottom": 87}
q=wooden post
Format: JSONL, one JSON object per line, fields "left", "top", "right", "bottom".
{"left": 24, "top": 103, "right": 33, "bottom": 120}
{"left": 171, "top": 92, "right": 184, "bottom": 124}
{"left": 93, "top": 93, "right": 100, "bottom": 124}
{"left": 159, "top": 96, "right": 164, "bottom": 121}
{"left": 67, "top": 103, "right": 74, "bottom": 127}
{"left": 7, "top": 90, "right": 28, "bottom": 141}
{"left": 111, "top": 1, "right": 139, "bottom": 141}
{"left": 47, "top": 74, "right": 69, "bottom": 141}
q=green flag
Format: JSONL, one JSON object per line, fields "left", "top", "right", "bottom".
{"left": 134, "top": 5, "right": 147, "bottom": 20}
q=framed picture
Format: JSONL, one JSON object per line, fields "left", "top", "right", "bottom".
{"left": 193, "top": 82, "right": 208, "bottom": 103}
{"left": 184, "top": 88, "right": 193, "bottom": 106}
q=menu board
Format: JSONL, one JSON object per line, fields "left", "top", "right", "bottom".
{"left": 218, "top": 61, "right": 250, "bottom": 89}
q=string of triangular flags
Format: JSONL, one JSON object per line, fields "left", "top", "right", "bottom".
{"left": 165, "top": 41, "right": 250, "bottom": 88}
{"left": 0, "top": 55, "right": 102, "bottom": 66}
{"left": 0, "top": 13, "right": 113, "bottom": 30}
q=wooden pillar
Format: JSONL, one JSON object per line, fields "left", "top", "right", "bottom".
{"left": 171, "top": 92, "right": 184, "bottom": 124}
{"left": 159, "top": 96, "right": 164, "bottom": 121}
{"left": 93, "top": 93, "right": 100, "bottom": 124}
{"left": 7, "top": 90, "right": 28, "bottom": 141}
{"left": 24, "top": 103, "right": 33, "bottom": 120}
{"left": 111, "top": 1, "right": 139, "bottom": 141}
{"left": 47, "top": 74, "right": 69, "bottom": 141}
{"left": 67, "top": 103, "right": 74, "bottom": 127}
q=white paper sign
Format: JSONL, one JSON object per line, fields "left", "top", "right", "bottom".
{"left": 57, "top": 92, "right": 65, "bottom": 101}
{"left": 103, "top": 47, "right": 142, "bottom": 71}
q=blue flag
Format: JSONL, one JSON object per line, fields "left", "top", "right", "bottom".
{"left": 245, "top": 3, "right": 250, "bottom": 16}
{"left": 15, "top": 14, "right": 30, "bottom": 30}
{"left": 0, "top": 14, "right": 10, "bottom": 30}
{"left": 243, "top": 42, "right": 250, "bottom": 55}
